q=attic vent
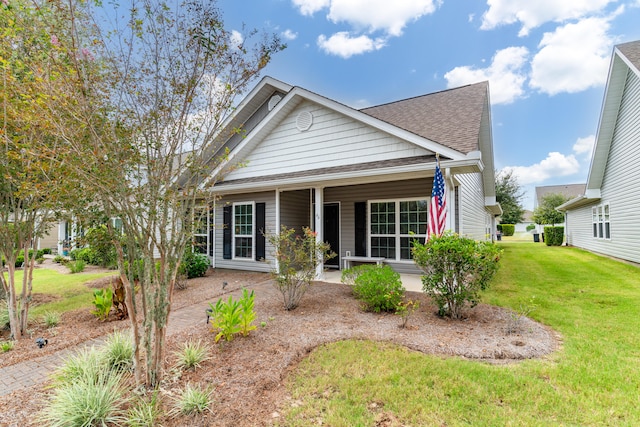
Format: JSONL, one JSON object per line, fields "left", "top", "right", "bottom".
{"left": 268, "top": 95, "right": 282, "bottom": 111}
{"left": 296, "top": 111, "right": 313, "bottom": 132}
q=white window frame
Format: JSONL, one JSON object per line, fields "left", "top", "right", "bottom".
{"left": 192, "top": 206, "right": 209, "bottom": 254}
{"left": 368, "top": 198, "right": 428, "bottom": 262}
{"left": 592, "top": 203, "right": 611, "bottom": 240}
{"left": 232, "top": 201, "right": 255, "bottom": 260}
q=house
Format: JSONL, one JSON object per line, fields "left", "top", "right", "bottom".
{"left": 533, "top": 183, "right": 586, "bottom": 232}
{"left": 557, "top": 40, "right": 640, "bottom": 264}
{"left": 193, "top": 76, "right": 501, "bottom": 276}
{"left": 534, "top": 184, "right": 587, "bottom": 209}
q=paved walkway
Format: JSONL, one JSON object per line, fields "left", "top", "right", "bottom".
{"left": 0, "top": 295, "right": 219, "bottom": 397}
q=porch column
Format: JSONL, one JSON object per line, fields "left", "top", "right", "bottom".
{"left": 314, "top": 187, "right": 324, "bottom": 279}
{"left": 275, "top": 189, "right": 281, "bottom": 272}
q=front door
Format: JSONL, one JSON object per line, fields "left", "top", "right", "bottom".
{"left": 323, "top": 203, "right": 340, "bottom": 268}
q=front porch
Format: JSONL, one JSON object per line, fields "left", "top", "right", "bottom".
{"left": 320, "top": 269, "right": 423, "bottom": 293}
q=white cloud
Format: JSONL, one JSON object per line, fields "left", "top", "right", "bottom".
{"left": 292, "top": 0, "right": 330, "bottom": 16}
{"left": 281, "top": 29, "right": 298, "bottom": 41}
{"left": 317, "top": 32, "right": 386, "bottom": 58}
{"left": 325, "top": 0, "right": 437, "bottom": 36}
{"left": 230, "top": 30, "right": 244, "bottom": 48}
{"left": 529, "top": 17, "right": 612, "bottom": 95}
{"left": 503, "top": 152, "right": 581, "bottom": 185}
{"left": 480, "top": 0, "right": 614, "bottom": 36}
{"left": 573, "top": 135, "right": 595, "bottom": 156}
{"left": 444, "top": 46, "right": 529, "bottom": 104}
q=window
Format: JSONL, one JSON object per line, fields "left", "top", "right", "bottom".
{"left": 192, "top": 207, "right": 209, "bottom": 254}
{"left": 369, "top": 199, "right": 428, "bottom": 260}
{"left": 233, "top": 202, "right": 254, "bottom": 259}
{"left": 592, "top": 204, "right": 610, "bottom": 239}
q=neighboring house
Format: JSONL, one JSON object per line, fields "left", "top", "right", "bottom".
{"left": 195, "top": 76, "right": 501, "bottom": 275}
{"left": 533, "top": 184, "right": 586, "bottom": 232}
{"left": 557, "top": 40, "right": 640, "bottom": 264}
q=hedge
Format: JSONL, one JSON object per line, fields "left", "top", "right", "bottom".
{"left": 501, "top": 224, "right": 515, "bottom": 236}
{"left": 543, "top": 226, "right": 564, "bottom": 246}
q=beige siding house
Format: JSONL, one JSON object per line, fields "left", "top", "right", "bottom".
{"left": 558, "top": 40, "right": 640, "bottom": 263}
{"left": 200, "top": 77, "right": 502, "bottom": 274}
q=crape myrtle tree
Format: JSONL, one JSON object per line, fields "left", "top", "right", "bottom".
{"left": 533, "top": 193, "right": 569, "bottom": 226}
{"left": 32, "top": 0, "right": 283, "bottom": 387}
{"left": 0, "top": 0, "right": 76, "bottom": 339}
{"left": 495, "top": 169, "right": 525, "bottom": 225}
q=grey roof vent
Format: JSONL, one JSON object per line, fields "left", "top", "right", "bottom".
{"left": 296, "top": 111, "right": 313, "bottom": 132}
{"left": 268, "top": 95, "right": 282, "bottom": 111}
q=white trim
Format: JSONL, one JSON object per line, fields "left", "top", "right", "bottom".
{"left": 232, "top": 201, "right": 256, "bottom": 260}
{"left": 367, "top": 197, "right": 429, "bottom": 261}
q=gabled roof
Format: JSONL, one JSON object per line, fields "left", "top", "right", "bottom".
{"left": 360, "top": 82, "right": 488, "bottom": 155}
{"left": 535, "top": 184, "right": 586, "bottom": 206}
{"left": 558, "top": 40, "right": 640, "bottom": 211}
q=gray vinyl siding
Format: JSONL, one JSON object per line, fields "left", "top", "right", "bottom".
{"left": 567, "top": 69, "right": 640, "bottom": 263}
{"left": 280, "top": 189, "right": 311, "bottom": 234}
{"left": 214, "top": 192, "right": 276, "bottom": 272}
{"left": 456, "top": 172, "right": 489, "bottom": 240}
{"left": 325, "top": 178, "right": 430, "bottom": 274}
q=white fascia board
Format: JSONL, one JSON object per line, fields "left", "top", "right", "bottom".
{"left": 201, "top": 85, "right": 468, "bottom": 190}
{"left": 210, "top": 158, "right": 482, "bottom": 195}
{"left": 556, "top": 190, "right": 601, "bottom": 211}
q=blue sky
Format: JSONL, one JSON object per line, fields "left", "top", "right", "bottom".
{"left": 219, "top": 0, "right": 640, "bottom": 209}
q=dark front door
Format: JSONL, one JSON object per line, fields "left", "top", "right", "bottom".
{"left": 324, "top": 203, "right": 340, "bottom": 268}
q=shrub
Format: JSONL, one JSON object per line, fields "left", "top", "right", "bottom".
{"left": 344, "top": 265, "right": 404, "bottom": 313}
{"left": 180, "top": 250, "right": 210, "bottom": 279}
{"left": 396, "top": 299, "right": 420, "bottom": 329}
{"left": 208, "top": 288, "right": 256, "bottom": 343}
{"left": 526, "top": 224, "right": 536, "bottom": 232}
{"left": 42, "top": 248, "right": 52, "bottom": 255}
{"left": 412, "top": 232, "right": 502, "bottom": 319}
{"left": 103, "top": 330, "right": 134, "bottom": 373}
{"left": 1, "top": 340, "right": 14, "bottom": 352}
{"left": 53, "top": 255, "right": 66, "bottom": 264}
{"left": 266, "top": 225, "right": 335, "bottom": 310}
{"left": 171, "top": 384, "right": 213, "bottom": 416}
{"left": 174, "top": 340, "right": 210, "bottom": 371}
{"left": 43, "top": 311, "right": 60, "bottom": 328}
{"left": 496, "top": 224, "right": 502, "bottom": 232}
{"left": 544, "top": 226, "right": 564, "bottom": 246}
{"left": 50, "top": 347, "right": 106, "bottom": 387}
{"left": 67, "top": 260, "right": 86, "bottom": 274}
{"left": 82, "top": 226, "right": 117, "bottom": 268}
{"left": 91, "top": 289, "right": 113, "bottom": 321}
{"left": 500, "top": 224, "right": 515, "bottom": 236}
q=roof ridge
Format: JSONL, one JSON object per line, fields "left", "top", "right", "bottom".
{"left": 360, "top": 81, "right": 488, "bottom": 111}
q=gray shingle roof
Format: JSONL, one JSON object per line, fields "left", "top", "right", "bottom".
{"left": 359, "top": 81, "right": 489, "bottom": 155}
{"left": 535, "top": 184, "right": 586, "bottom": 205}
{"left": 617, "top": 40, "right": 640, "bottom": 72}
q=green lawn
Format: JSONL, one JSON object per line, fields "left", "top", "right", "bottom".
{"left": 281, "top": 242, "right": 640, "bottom": 426}
{"left": 5, "top": 269, "right": 115, "bottom": 318}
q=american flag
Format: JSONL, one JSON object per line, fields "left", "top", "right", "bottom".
{"left": 427, "top": 159, "right": 447, "bottom": 240}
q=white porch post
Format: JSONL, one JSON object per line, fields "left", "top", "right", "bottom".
{"left": 445, "top": 168, "right": 454, "bottom": 232}
{"left": 314, "top": 187, "right": 324, "bottom": 280}
{"left": 275, "top": 188, "right": 281, "bottom": 272}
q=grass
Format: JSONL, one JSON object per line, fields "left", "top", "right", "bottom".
{"left": 4, "top": 269, "right": 114, "bottom": 318}
{"left": 280, "top": 242, "right": 640, "bottom": 426}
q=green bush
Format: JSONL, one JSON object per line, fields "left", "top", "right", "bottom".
{"left": 496, "top": 224, "right": 502, "bottom": 232}
{"left": 67, "top": 260, "right": 86, "bottom": 274}
{"left": 526, "top": 224, "right": 536, "bottom": 232}
{"left": 82, "top": 226, "right": 117, "bottom": 268}
{"left": 103, "top": 330, "right": 134, "bottom": 373}
{"left": 344, "top": 264, "right": 405, "bottom": 313}
{"left": 171, "top": 384, "right": 213, "bottom": 416}
{"left": 53, "top": 254, "right": 66, "bottom": 264}
{"left": 42, "top": 248, "right": 52, "bottom": 255}
{"left": 180, "top": 250, "right": 210, "bottom": 279}
{"left": 91, "top": 289, "right": 113, "bottom": 321}
{"left": 500, "top": 224, "right": 515, "bottom": 236}
{"left": 174, "top": 340, "right": 210, "bottom": 371}
{"left": 413, "top": 232, "right": 502, "bottom": 319}
{"left": 544, "top": 226, "right": 564, "bottom": 246}
{"left": 208, "top": 289, "right": 256, "bottom": 343}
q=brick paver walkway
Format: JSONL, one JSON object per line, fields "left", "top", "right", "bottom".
{"left": 0, "top": 285, "right": 253, "bottom": 397}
